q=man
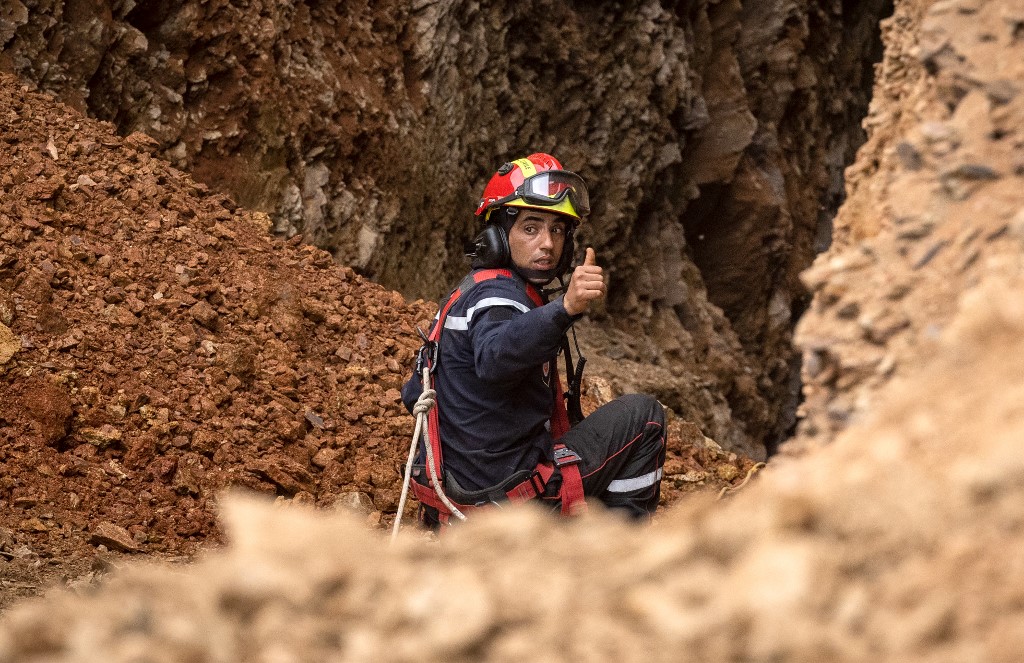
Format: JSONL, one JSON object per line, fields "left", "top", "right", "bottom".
{"left": 402, "top": 153, "right": 665, "bottom": 526}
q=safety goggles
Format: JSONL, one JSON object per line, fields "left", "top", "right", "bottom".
{"left": 493, "top": 170, "right": 590, "bottom": 218}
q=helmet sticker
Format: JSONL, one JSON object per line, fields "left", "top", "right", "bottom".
{"left": 511, "top": 157, "right": 537, "bottom": 178}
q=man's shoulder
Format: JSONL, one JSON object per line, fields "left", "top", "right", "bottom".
{"left": 458, "top": 270, "right": 532, "bottom": 300}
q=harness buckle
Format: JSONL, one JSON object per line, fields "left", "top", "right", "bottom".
{"left": 553, "top": 446, "right": 582, "bottom": 468}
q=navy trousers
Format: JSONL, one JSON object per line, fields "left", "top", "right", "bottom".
{"left": 417, "top": 393, "right": 667, "bottom": 527}
{"left": 554, "top": 393, "right": 667, "bottom": 519}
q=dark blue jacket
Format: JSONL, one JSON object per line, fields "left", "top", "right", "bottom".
{"left": 401, "top": 270, "right": 577, "bottom": 491}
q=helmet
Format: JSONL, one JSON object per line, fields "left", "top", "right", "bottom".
{"left": 475, "top": 153, "right": 590, "bottom": 224}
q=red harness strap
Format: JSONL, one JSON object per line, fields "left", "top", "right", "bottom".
{"left": 410, "top": 442, "right": 584, "bottom": 522}
{"left": 422, "top": 269, "right": 515, "bottom": 502}
{"left": 413, "top": 269, "right": 586, "bottom": 524}
{"left": 549, "top": 371, "right": 586, "bottom": 516}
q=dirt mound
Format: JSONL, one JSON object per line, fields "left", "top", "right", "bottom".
{"left": 0, "top": 71, "right": 430, "bottom": 594}
{"left": 0, "top": 74, "right": 754, "bottom": 608}
{"left": 0, "top": 69, "right": 440, "bottom": 578}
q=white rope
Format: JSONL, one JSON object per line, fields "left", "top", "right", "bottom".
{"left": 424, "top": 418, "right": 467, "bottom": 522}
{"left": 391, "top": 384, "right": 427, "bottom": 541}
{"left": 391, "top": 365, "right": 465, "bottom": 542}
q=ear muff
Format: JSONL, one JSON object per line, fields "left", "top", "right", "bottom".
{"left": 471, "top": 223, "right": 510, "bottom": 269}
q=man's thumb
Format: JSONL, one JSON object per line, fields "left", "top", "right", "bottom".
{"left": 584, "top": 247, "right": 597, "bottom": 266}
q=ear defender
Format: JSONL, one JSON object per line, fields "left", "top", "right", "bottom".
{"left": 471, "top": 223, "right": 510, "bottom": 269}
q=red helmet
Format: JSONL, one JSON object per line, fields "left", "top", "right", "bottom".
{"left": 475, "top": 153, "right": 590, "bottom": 223}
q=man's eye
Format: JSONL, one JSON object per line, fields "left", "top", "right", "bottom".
{"left": 552, "top": 226, "right": 565, "bottom": 235}
{"left": 524, "top": 225, "right": 537, "bottom": 234}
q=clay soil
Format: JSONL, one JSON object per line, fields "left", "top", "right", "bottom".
{"left": 0, "top": 74, "right": 756, "bottom": 610}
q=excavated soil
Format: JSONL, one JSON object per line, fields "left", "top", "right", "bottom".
{"left": 0, "top": 73, "right": 755, "bottom": 610}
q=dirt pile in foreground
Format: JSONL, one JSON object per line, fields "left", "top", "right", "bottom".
{"left": 0, "top": 73, "right": 754, "bottom": 608}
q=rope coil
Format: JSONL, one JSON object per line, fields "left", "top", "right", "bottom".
{"left": 391, "top": 366, "right": 466, "bottom": 542}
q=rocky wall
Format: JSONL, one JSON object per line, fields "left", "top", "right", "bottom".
{"left": 1, "top": 1, "right": 892, "bottom": 457}
{"left": 793, "top": 0, "right": 1024, "bottom": 449}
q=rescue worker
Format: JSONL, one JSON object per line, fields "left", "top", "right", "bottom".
{"left": 402, "top": 153, "right": 666, "bottom": 526}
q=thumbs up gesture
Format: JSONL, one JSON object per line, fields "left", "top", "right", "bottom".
{"left": 563, "top": 247, "right": 605, "bottom": 316}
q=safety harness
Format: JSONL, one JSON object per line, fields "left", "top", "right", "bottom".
{"left": 406, "top": 268, "right": 587, "bottom": 528}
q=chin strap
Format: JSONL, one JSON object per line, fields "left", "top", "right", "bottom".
{"left": 514, "top": 265, "right": 559, "bottom": 285}
{"left": 538, "top": 271, "right": 574, "bottom": 298}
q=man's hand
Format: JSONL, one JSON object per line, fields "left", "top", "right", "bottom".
{"left": 563, "top": 248, "right": 605, "bottom": 316}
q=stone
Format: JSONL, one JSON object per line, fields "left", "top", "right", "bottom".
{"left": 677, "top": 470, "right": 709, "bottom": 483}
{"left": 311, "top": 447, "right": 340, "bottom": 468}
{"left": 0, "top": 526, "right": 15, "bottom": 552}
{"left": 0, "top": 295, "right": 13, "bottom": 326}
{"left": 23, "top": 517, "right": 48, "bottom": 533}
{"left": 88, "top": 521, "right": 140, "bottom": 553}
{"left": 190, "top": 300, "right": 220, "bottom": 330}
{"left": 22, "top": 377, "right": 73, "bottom": 445}
{"left": 249, "top": 456, "right": 315, "bottom": 495}
{"left": 304, "top": 410, "right": 325, "bottom": 429}
{"left": 715, "top": 464, "right": 740, "bottom": 481}
{"left": 0, "top": 322, "right": 19, "bottom": 364}
{"left": 335, "top": 491, "right": 374, "bottom": 514}
{"left": 81, "top": 425, "right": 123, "bottom": 449}
{"left": 172, "top": 453, "right": 205, "bottom": 496}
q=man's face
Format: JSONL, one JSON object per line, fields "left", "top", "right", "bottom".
{"left": 507, "top": 209, "right": 567, "bottom": 281}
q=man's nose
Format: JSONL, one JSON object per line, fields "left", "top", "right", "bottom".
{"left": 538, "top": 228, "right": 554, "bottom": 249}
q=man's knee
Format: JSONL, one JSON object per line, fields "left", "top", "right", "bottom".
{"left": 615, "top": 393, "right": 666, "bottom": 427}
